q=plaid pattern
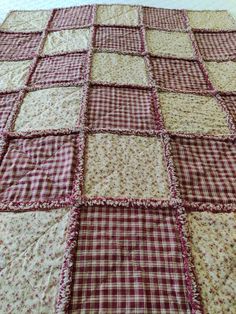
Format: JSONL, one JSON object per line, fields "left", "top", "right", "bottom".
{"left": 29, "top": 52, "right": 87, "bottom": 87}
{"left": 143, "top": 7, "right": 186, "bottom": 30}
{"left": 218, "top": 94, "right": 236, "bottom": 126}
{"left": 0, "top": 92, "right": 18, "bottom": 130}
{"left": 171, "top": 136, "right": 236, "bottom": 203}
{"left": 51, "top": 6, "right": 93, "bottom": 29}
{"left": 69, "top": 206, "right": 190, "bottom": 313}
{"left": 194, "top": 31, "right": 236, "bottom": 61}
{"left": 0, "top": 32, "right": 42, "bottom": 61}
{"left": 151, "top": 57, "right": 212, "bottom": 92}
{"left": 87, "top": 85, "right": 157, "bottom": 130}
{"left": 0, "top": 135, "right": 77, "bottom": 203}
{"left": 94, "top": 26, "right": 142, "bottom": 53}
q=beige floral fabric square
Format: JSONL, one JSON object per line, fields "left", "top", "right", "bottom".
{"left": 91, "top": 52, "right": 149, "bottom": 86}
{"left": 96, "top": 5, "right": 139, "bottom": 26}
{"left": 0, "top": 208, "right": 69, "bottom": 313}
{"left": 147, "top": 30, "right": 194, "bottom": 59}
{"left": 14, "top": 86, "right": 83, "bottom": 131}
{"left": 0, "top": 60, "right": 31, "bottom": 91}
{"left": 205, "top": 61, "right": 236, "bottom": 92}
{"left": 187, "top": 10, "right": 236, "bottom": 30}
{"left": 84, "top": 133, "right": 170, "bottom": 199}
{"left": 187, "top": 212, "right": 236, "bottom": 314}
{"left": 43, "top": 29, "right": 90, "bottom": 55}
{"left": 0, "top": 10, "right": 51, "bottom": 32}
{"left": 159, "top": 92, "right": 230, "bottom": 135}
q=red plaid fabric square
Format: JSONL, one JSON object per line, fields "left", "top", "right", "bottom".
{"left": 0, "top": 92, "right": 18, "bottom": 130}
{"left": 151, "top": 57, "right": 212, "bottom": 92}
{"left": 29, "top": 52, "right": 87, "bottom": 88}
{"left": 69, "top": 206, "right": 190, "bottom": 313}
{"left": 0, "top": 135, "right": 77, "bottom": 204}
{"left": 218, "top": 94, "right": 236, "bottom": 126}
{"left": 0, "top": 32, "right": 42, "bottom": 61}
{"left": 87, "top": 85, "right": 157, "bottom": 130}
{"left": 194, "top": 31, "right": 236, "bottom": 61}
{"left": 94, "top": 26, "right": 142, "bottom": 53}
{"left": 171, "top": 136, "right": 236, "bottom": 203}
{"left": 51, "top": 6, "right": 93, "bottom": 30}
{"left": 143, "top": 7, "right": 186, "bottom": 30}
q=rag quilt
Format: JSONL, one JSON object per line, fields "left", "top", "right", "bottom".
{"left": 0, "top": 4, "right": 236, "bottom": 314}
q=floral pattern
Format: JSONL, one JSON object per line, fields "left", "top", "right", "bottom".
{"left": 0, "top": 208, "right": 69, "bottom": 313}
{"left": 159, "top": 91, "right": 231, "bottom": 135}
{"left": 187, "top": 212, "right": 236, "bottom": 314}
{"left": 91, "top": 52, "right": 149, "bottom": 86}
{"left": 84, "top": 133, "right": 170, "bottom": 199}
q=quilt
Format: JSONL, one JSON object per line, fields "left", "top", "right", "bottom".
{"left": 0, "top": 4, "right": 236, "bottom": 314}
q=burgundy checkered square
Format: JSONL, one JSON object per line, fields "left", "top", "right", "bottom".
{"left": 0, "top": 92, "right": 18, "bottom": 130}
{"left": 218, "top": 94, "right": 236, "bottom": 126}
{"left": 151, "top": 57, "right": 212, "bottom": 92}
{"left": 51, "top": 6, "right": 93, "bottom": 29}
{"left": 171, "top": 136, "right": 236, "bottom": 203}
{"left": 194, "top": 31, "right": 236, "bottom": 61}
{"left": 87, "top": 85, "right": 158, "bottom": 130}
{"left": 94, "top": 26, "right": 142, "bottom": 53}
{"left": 69, "top": 206, "right": 190, "bottom": 313}
{"left": 0, "top": 32, "right": 42, "bottom": 61}
{"left": 143, "top": 7, "right": 186, "bottom": 30}
{"left": 0, "top": 134, "right": 78, "bottom": 204}
{"left": 29, "top": 52, "right": 87, "bottom": 88}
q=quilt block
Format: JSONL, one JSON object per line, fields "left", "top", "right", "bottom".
{"left": 0, "top": 4, "right": 236, "bottom": 314}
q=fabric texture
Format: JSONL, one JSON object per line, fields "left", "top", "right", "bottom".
{"left": 0, "top": 92, "right": 18, "bottom": 130}
{"left": 69, "top": 206, "right": 190, "bottom": 313}
{"left": 147, "top": 30, "right": 194, "bottom": 58}
{"left": 29, "top": 52, "right": 87, "bottom": 88}
{"left": 0, "top": 208, "right": 69, "bottom": 313}
{"left": 187, "top": 212, "right": 236, "bottom": 314}
{"left": 87, "top": 85, "right": 157, "bottom": 131}
{"left": 194, "top": 31, "right": 236, "bottom": 61}
{"left": 159, "top": 92, "right": 230, "bottom": 135}
{"left": 0, "top": 4, "right": 236, "bottom": 314}
{"left": 84, "top": 133, "right": 170, "bottom": 199}
{"left": 0, "top": 135, "right": 78, "bottom": 203}
{"left": 91, "top": 52, "right": 149, "bottom": 86}
{"left": 14, "top": 86, "right": 83, "bottom": 131}
{"left": 143, "top": 7, "right": 186, "bottom": 30}
{"left": 0, "top": 32, "right": 42, "bottom": 61}
{"left": 171, "top": 136, "right": 236, "bottom": 203}
{"left": 43, "top": 28, "right": 90, "bottom": 55}
{"left": 151, "top": 57, "right": 212, "bottom": 92}
{"left": 94, "top": 26, "right": 142, "bottom": 53}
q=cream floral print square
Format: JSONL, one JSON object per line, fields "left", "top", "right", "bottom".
{"left": 187, "top": 212, "right": 236, "bottom": 314}
{"left": 159, "top": 91, "right": 230, "bottom": 135}
{"left": 91, "top": 52, "right": 149, "bottom": 86}
{"left": 205, "top": 61, "right": 236, "bottom": 92}
{"left": 147, "top": 30, "right": 194, "bottom": 59}
{"left": 0, "top": 60, "right": 31, "bottom": 91}
{"left": 187, "top": 10, "right": 236, "bottom": 30}
{"left": 0, "top": 208, "right": 69, "bottom": 313}
{"left": 84, "top": 133, "right": 170, "bottom": 199}
{"left": 14, "top": 86, "right": 83, "bottom": 131}
{"left": 96, "top": 5, "right": 139, "bottom": 26}
{"left": 43, "top": 29, "right": 90, "bottom": 55}
{"left": 0, "top": 10, "right": 51, "bottom": 32}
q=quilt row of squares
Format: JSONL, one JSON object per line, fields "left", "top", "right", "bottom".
{"left": 60, "top": 206, "right": 235, "bottom": 313}
{"left": 0, "top": 27, "right": 235, "bottom": 61}
{"left": 1, "top": 6, "right": 236, "bottom": 32}
{"left": 1, "top": 85, "right": 235, "bottom": 134}
{"left": 0, "top": 52, "right": 236, "bottom": 94}
{"left": 1, "top": 206, "right": 235, "bottom": 313}
{"left": 0, "top": 133, "right": 235, "bottom": 205}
